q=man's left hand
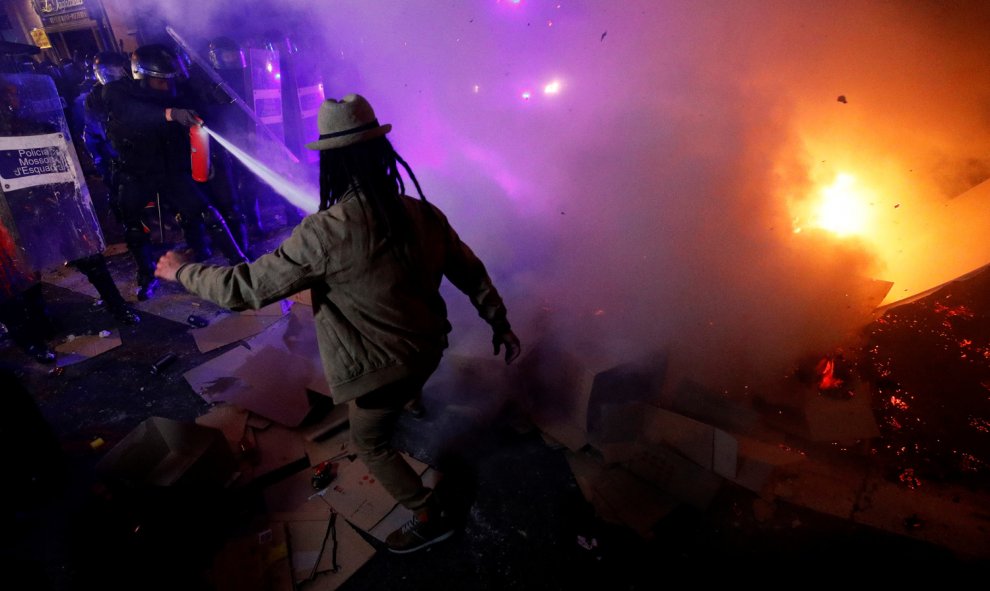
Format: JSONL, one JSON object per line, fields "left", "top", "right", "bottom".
{"left": 155, "top": 250, "right": 191, "bottom": 282}
{"left": 493, "top": 330, "right": 522, "bottom": 365}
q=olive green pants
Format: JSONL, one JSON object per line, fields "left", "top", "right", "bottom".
{"left": 347, "top": 370, "right": 435, "bottom": 511}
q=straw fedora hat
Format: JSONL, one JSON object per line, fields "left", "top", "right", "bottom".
{"left": 305, "top": 94, "right": 392, "bottom": 151}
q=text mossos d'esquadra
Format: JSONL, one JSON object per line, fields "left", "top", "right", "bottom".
{"left": 9, "top": 147, "right": 68, "bottom": 177}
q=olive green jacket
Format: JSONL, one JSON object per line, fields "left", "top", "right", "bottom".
{"left": 177, "top": 193, "right": 510, "bottom": 404}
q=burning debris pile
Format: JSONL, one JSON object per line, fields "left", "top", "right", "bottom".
{"left": 861, "top": 274, "right": 990, "bottom": 491}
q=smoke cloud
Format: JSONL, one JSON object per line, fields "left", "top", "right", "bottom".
{"left": 110, "top": 0, "right": 990, "bottom": 392}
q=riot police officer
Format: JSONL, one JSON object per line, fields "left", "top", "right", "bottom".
{"left": 102, "top": 44, "right": 247, "bottom": 300}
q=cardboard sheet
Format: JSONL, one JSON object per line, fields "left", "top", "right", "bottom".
{"left": 285, "top": 518, "right": 376, "bottom": 589}
{"left": 183, "top": 344, "right": 313, "bottom": 427}
{"left": 266, "top": 437, "right": 431, "bottom": 535}
{"left": 320, "top": 453, "right": 430, "bottom": 532}
{"left": 191, "top": 301, "right": 290, "bottom": 353}
{"left": 195, "top": 403, "right": 249, "bottom": 447}
{"left": 250, "top": 422, "right": 309, "bottom": 481}
{"left": 622, "top": 442, "right": 723, "bottom": 510}
{"left": 804, "top": 382, "right": 881, "bottom": 444}
{"left": 54, "top": 333, "right": 122, "bottom": 366}
{"left": 591, "top": 466, "right": 679, "bottom": 538}
{"left": 641, "top": 406, "right": 739, "bottom": 479}
{"left": 212, "top": 525, "right": 293, "bottom": 591}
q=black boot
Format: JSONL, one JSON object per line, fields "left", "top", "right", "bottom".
{"left": 125, "top": 227, "right": 158, "bottom": 301}
{"left": 179, "top": 217, "right": 212, "bottom": 262}
{"left": 72, "top": 254, "right": 140, "bottom": 325}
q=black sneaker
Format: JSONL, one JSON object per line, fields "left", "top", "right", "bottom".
{"left": 109, "top": 305, "right": 141, "bottom": 325}
{"left": 386, "top": 509, "right": 454, "bottom": 554}
{"left": 136, "top": 277, "right": 159, "bottom": 302}
{"left": 26, "top": 344, "right": 56, "bottom": 364}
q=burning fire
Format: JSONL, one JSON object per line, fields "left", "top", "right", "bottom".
{"left": 811, "top": 173, "right": 872, "bottom": 237}
{"left": 816, "top": 355, "right": 844, "bottom": 390}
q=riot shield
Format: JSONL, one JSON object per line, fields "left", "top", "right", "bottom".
{"left": 0, "top": 72, "right": 104, "bottom": 300}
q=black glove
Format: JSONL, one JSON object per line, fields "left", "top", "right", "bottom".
{"left": 170, "top": 108, "right": 202, "bottom": 127}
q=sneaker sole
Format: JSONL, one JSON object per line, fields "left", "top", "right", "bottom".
{"left": 387, "top": 529, "right": 455, "bottom": 555}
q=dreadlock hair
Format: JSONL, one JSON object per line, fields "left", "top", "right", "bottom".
{"left": 319, "top": 137, "right": 428, "bottom": 251}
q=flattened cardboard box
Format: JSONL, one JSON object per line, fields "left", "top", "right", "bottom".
{"left": 96, "top": 416, "right": 235, "bottom": 489}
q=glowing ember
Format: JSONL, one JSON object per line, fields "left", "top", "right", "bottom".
{"left": 933, "top": 302, "right": 974, "bottom": 319}
{"left": 816, "top": 356, "right": 844, "bottom": 390}
{"left": 813, "top": 173, "right": 871, "bottom": 236}
{"left": 889, "top": 396, "right": 909, "bottom": 410}
{"left": 898, "top": 468, "right": 922, "bottom": 489}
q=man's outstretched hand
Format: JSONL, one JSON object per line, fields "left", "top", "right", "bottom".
{"left": 493, "top": 329, "right": 522, "bottom": 365}
{"left": 155, "top": 250, "right": 191, "bottom": 282}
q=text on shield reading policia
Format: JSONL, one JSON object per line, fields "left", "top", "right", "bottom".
{"left": 0, "top": 147, "right": 69, "bottom": 178}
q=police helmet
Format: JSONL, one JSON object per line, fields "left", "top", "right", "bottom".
{"left": 93, "top": 52, "right": 129, "bottom": 85}
{"left": 130, "top": 44, "right": 188, "bottom": 80}
{"left": 208, "top": 37, "right": 246, "bottom": 70}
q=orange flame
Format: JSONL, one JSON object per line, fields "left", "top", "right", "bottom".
{"left": 816, "top": 356, "right": 844, "bottom": 390}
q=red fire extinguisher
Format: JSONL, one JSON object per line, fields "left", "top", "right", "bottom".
{"left": 190, "top": 121, "right": 210, "bottom": 182}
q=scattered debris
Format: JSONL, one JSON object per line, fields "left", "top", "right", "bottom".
{"left": 903, "top": 513, "right": 924, "bottom": 530}
{"left": 187, "top": 314, "right": 209, "bottom": 328}
{"left": 150, "top": 352, "right": 178, "bottom": 375}
{"left": 577, "top": 535, "right": 598, "bottom": 551}
{"left": 837, "top": 95, "right": 847, "bottom": 103}
{"left": 600, "top": 31, "right": 607, "bottom": 41}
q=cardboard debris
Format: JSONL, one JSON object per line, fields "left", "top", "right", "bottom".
{"left": 589, "top": 401, "right": 648, "bottom": 447}
{"left": 54, "top": 333, "right": 122, "bottom": 366}
{"left": 265, "top": 469, "right": 334, "bottom": 522}
{"left": 564, "top": 450, "right": 605, "bottom": 504}
{"left": 244, "top": 305, "right": 330, "bottom": 397}
{"left": 641, "top": 406, "right": 738, "bottom": 479}
{"left": 852, "top": 475, "right": 990, "bottom": 559}
{"left": 287, "top": 290, "right": 313, "bottom": 306}
{"left": 192, "top": 304, "right": 289, "bottom": 353}
{"left": 804, "top": 381, "right": 881, "bottom": 444}
{"left": 96, "top": 416, "right": 235, "bottom": 488}
{"left": 622, "top": 442, "right": 723, "bottom": 510}
{"left": 247, "top": 415, "right": 272, "bottom": 430}
{"left": 586, "top": 354, "right": 666, "bottom": 437}
{"left": 267, "top": 434, "right": 432, "bottom": 535}
{"left": 212, "top": 525, "right": 292, "bottom": 591}
{"left": 661, "top": 378, "right": 762, "bottom": 435}
{"left": 285, "top": 518, "right": 376, "bottom": 589}
{"left": 296, "top": 404, "right": 349, "bottom": 443}
{"left": 320, "top": 452, "right": 431, "bottom": 532}
{"left": 592, "top": 466, "right": 679, "bottom": 538}
{"left": 520, "top": 342, "right": 617, "bottom": 454}
{"left": 249, "top": 422, "right": 309, "bottom": 481}
{"left": 731, "top": 435, "right": 807, "bottom": 494}
{"left": 195, "top": 403, "right": 249, "bottom": 447}
{"left": 183, "top": 344, "right": 313, "bottom": 427}
{"left": 303, "top": 427, "right": 352, "bottom": 467}
{"left": 766, "top": 455, "right": 867, "bottom": 520}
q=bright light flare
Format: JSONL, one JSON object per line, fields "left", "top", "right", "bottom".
{"left": 813, "top": 173, "right": 870, "bottom": 237}
{"left": 543, "top": 80, "right": 561, "bottom": 95}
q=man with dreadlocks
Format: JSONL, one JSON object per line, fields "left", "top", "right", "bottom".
{"left": 155, "top": 94, "right": 521, "bottom": 553}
